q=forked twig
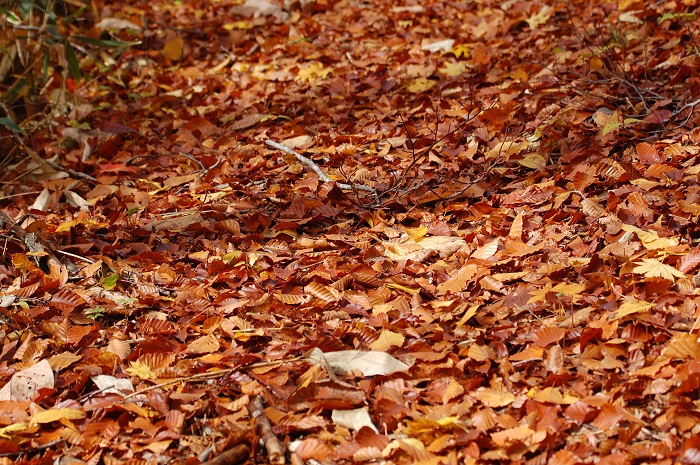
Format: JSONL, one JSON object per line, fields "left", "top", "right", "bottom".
{"left": 265, "top": 140, "right": 375, "bottom": 192}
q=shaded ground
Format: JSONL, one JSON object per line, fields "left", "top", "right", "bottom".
{"left": 2, "top": 0, "right": 700, "bottom": 463}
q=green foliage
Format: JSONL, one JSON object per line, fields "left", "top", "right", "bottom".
{"left": 0, "top": 0, "right": 131, "bottom": 135}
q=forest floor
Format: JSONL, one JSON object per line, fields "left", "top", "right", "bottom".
{"left": 2, "top": 0, "right": 700, "bottom": 463}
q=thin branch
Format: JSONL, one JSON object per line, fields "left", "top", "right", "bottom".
{"left": 120, "top": 358, "right": 297, "bottom": 401}
{"left": 248, "top": 395, "right": 285, "bottom": 464}
{"left": 200, "top": 444, "right": 250, "bottom": 465}
{"left": 265, "top": 140, "right": 375, "bottom": 192}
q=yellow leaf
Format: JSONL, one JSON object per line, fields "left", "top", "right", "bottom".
{"left": 621, "top": 225, "right": 679, "bottom": 250}
{"left": 528, "top": 282, "right": 584, "bottom": 304}
{"left": 436, "top": 264, "right": 479, "bottom": 295}
{"left": 474, "top": 387, "right": 515, "bottom": 407}
{"left": 471, "top": 238, "right": 499, "bottom": 260}
{"left": 29, "top": 408, "right": 85, "bottom": 426}
{"left": 518, "top": 153, "right": 547, "bottom": 169}
{"left": 632, "top": 258, "right": 685, "bottom": 281}
{"left": 456, "top": 304, "right": 479, "bottom": 326}
{"left": 223, "top": 21, "right": 250, "bottom": 30}
{"left": 296, "top": 62, "right": 332, "bottom": 83}
{"left": 386, "top": 283, "right": 420, "bottom": 295}
{"left": 161, "top": 37, "right": 184, "bottom": 61}
{"left": 402, "top": 417, "right": 460, "bottom": 434}
{"left": 447, "top": 44, "right": 470, "bottom": 59}
{"left": 0, "top": 423, "right": 27, "bottom": 438}
{"left": 438, "top": 61, "right": 466, "bottom": 76}
{"left": 613, "top": 299, "right": 653, "bottom": 320}
{"left": 528, "top": 282, "right": 552, "bottom": 304}
{"left": 185, "top": 334, "right": 220, "bottom": 354}
{"left": 442, "top": 379, "right": 464, "bottom": 403}
{"left": 404, "top": 225, "right": 428, "bottom": 241}
{"left": 532, "top": 387, "right": 564, "bottom": 404}
{"left": 602, "top": 121, "right": 622, "bottom": 135}
{"left": 551, "top": 282, "right": 585, "bottom": 299}
{"left": 125, "top": 361, "right": 157, "bottom": 380}
{"left": 526, "top": 5, "right": 553, "bottom": 30}
{"left": 370, "top": 330, "right": 405, "bottom": 351}
{"left": 407, "top": 77, "right": 436, "bottom": 93}
{"left": 509, "top": 211, "right": 524, "bottom": 240}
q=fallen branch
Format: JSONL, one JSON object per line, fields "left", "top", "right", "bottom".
{"left": 0, "top": 211, "right": 69, "bottom": 272}
{"left": 120, "top": 358, "right": 297, "bottom": 401}
{"left": 265, "top": 139, "right": 374, "bottom": 192}
{"left": 248, "top": 395, "right": 285, "bottom": 464}
{"left": 199, "top": 444, "right": 250, "bottom": 465}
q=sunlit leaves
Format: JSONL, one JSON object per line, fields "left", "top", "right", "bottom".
{"left": 613, "top": 299, "right": 653, "bottom": 320}
{"left": 447, "top": 44, "right": 470, "bottom": 59}
{"left": 438, "top": 61, "right": 466, "bottom": 76}
{"left": 30, "top": 408, "right": 85, "bottom": 426}
{"left": 406, "top": 77, "right": 436, "bottom": 93}
{"left": 474, "top": 388, "right": 515, "bottom": 408}
{"left": 125, "top": 361, "right": 157, "bottom": 380}
{"left": 621, "top": 225, "right": 679, "bottom": 250}
{"left": 632, "top": 258, "right": 685, "bottom": 281}
{"left": 161, "top": 36, "right": 184, "bottom": 61}
{"left": 296, "top": 63, "right": 332, "bottom": 83}
{"left": 527, "top": 282, "right": 585, "bottom": 304}
{"left": 369, "top": 330, "right": 405, "bottom": 351}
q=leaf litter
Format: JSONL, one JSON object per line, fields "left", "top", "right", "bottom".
{"left": 1, "top": 0, "right": 700, "bottom": 464}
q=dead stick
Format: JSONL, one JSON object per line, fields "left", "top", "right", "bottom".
{"left": 200, "top": 444, "right": 250, "bottom": 465}
{"left": 0, "top": 211, "right": 64, "bottom": 271}
{"left": 120, "top": 358, "right": 298, "bottom": 401}
{"left": 265, "top": 140, "right": 374, "bottom": 192}
{"left": 248, "top": 395, "right": 285, "bottom": 464}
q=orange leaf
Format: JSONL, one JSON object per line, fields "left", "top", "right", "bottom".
{"left": 510, "top": 346, "right": 544, "bottom": 362}
{"left": 50, "top": 289, "right": 85, "bottom": 313}
{"left": 533, "top": 327, "right": 566, "bottom": 348}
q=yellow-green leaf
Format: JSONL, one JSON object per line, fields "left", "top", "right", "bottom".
{"left": 407, "top": 78, "right": 436, "bottom": 93}
{"left": 0, "top": 423, "right": 27, "bottom": 438}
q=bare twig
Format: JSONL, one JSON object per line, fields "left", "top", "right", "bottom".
{"left": 248, "top": 395, "right": 285, "bottom": 464}
{"left": 375, "top": 99, "right": 490, "bottom": 205}
{"left": 0, "top": 439, "right": 63, "bottom": 457}
{"left": 200, "top": 444, "right": 250, "bottom": 465}
{"left": 120, "top": 358, "right": 298, "bottom": 401}
{"left": 0, "top": 211, "right": 66, "bottom": 271}
{"left": 265, "top": 140, "right": 375, "bottom": 192}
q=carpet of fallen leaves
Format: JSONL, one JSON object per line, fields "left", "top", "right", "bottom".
{"left": 3, "top": 0, "right": 700, "bottom": 463}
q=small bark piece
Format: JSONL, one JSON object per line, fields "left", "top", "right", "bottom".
{"left": 248, "top": 395, "right": 286, "bottom": 464}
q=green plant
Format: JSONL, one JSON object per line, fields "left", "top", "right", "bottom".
{"left": 0, "top": 0, "right": 131, "bottom": 161}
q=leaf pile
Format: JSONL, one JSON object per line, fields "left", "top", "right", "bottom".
{"left": 2, "top": 0, "right": 700, "bottom": 464}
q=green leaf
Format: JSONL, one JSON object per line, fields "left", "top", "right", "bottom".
{"left": 102, "top": 273, "right": 120, "bottom": 290}
{"left": 0, "top": 118, "right": 24, "bottom": 133}
{"left": 64, "top": 41, "right": 81, "bottom": 81}
{"left": 658, "top": 12, "right": 696, "bottom": 24}
{"left": 602, "top": 121, "right": 622, "bottom": 135}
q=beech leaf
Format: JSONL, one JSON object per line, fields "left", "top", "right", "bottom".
{"left": 0, "top": 360, "right": 54, "bottom": 402}
{"left": 332, "top": 408, "right": 378, "bottom": 432}
{"left": 306, "top": 349, "right": 411, "bottom": 377}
